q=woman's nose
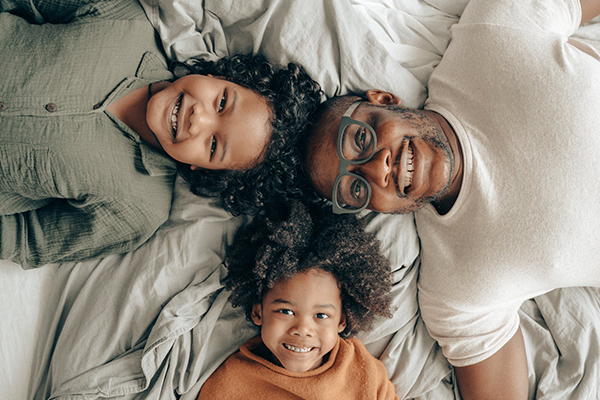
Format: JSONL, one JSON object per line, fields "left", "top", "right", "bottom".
{"left": 350, "top": 149, "right": 391, "bottom": 188}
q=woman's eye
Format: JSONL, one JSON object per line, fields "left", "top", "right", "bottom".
{"left": 218, "top": 90, "right": 227, "bottom": 112}
{"left": 315, "top": 313, "right": 329, "bottom": 320}
{"left": 210, "top": 136, "right": 217, "bottom": 160}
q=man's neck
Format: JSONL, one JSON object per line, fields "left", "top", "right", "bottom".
{"left": 427, "top": 110, "right": 464, "bottom": 215}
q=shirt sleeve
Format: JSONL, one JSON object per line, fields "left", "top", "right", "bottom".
{"left": 1, "top": 0, "right": 129, "bottom": 24}
{"left": 459, "top": 0, "right": 581, "bottom": 37}
{"left": 418, "top": 289, "right": 522, "bottom": 367}
{"left": 0, "top": 196, "right": 168, "bottom": 268}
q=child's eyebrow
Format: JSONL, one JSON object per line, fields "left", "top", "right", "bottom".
{"left": 271, "top": 299, "right": 337, "bottom": 310}
{"left": 271, "top": 299, "right": 293, "bottom": 305}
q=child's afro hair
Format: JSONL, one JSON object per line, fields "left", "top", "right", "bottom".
{"left": 225, "top": 199, "right": 393, "bottom": 337}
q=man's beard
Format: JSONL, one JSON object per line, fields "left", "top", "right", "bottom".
{"left": 387, "top": 105, "right": 454, "bottom": 214}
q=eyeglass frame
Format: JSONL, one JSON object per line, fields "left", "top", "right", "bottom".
{"left": 332, "top": 100, "right": 378, "bottom": 215}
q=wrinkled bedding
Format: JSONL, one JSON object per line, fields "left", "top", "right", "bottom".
{"left": 1, "top": 1, "right": 600, "bottom": 399}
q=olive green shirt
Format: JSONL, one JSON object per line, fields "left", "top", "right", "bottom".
{"left": 0, "top": 0, "right": 176, "bottom": 268}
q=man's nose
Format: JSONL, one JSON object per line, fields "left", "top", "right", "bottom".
{"left": 350, "top": 149, "right": 391, "bottom": 187}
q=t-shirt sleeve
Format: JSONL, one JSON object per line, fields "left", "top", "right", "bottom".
{"left": 0, "top": 196, "right": 168, "bottom": 269}
{"left": 459, "top": 0, "right": 581, "bottom": 37}
{"left": 418, "top": 289, "right": 521, "bottom": 367}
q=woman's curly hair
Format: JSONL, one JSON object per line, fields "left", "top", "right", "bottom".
{"left": 173, "top": 54, "right": 323, "bottom": 216}
{"left": 225, "top": 199, "right": 393, "bottom": 338}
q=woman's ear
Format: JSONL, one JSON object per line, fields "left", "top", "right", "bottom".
{"left": 251, "top": 304, "right": 263, "bottom": 326}
{"left": 365, "top": 89, "right": 401, "bottom": 106}
{"left": 337, "top": 313, "right": 347, "bottom": 333}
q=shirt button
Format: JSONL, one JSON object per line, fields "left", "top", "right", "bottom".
{"left": 93, "top": 103, "right": 101, "bottom": 110}
{"left": 0, "top": 102, "right": 6, "bottom": 111}
{"left": 45, "top": 103, "right": 57, "bottom": 112}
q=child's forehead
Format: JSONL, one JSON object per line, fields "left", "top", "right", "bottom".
{"left": 264, "top": 268, "right": 342, "bottom": 305}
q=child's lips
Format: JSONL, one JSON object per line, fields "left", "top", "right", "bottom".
{"left": 283, "top": 343, "right": 315, "bottom": 353}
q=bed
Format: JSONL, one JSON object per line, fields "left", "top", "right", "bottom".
{"left": 2, "top": 0, "right": 600, "bottom": 399}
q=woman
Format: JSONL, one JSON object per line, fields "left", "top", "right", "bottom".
{"left": 0, "top": 0, "right": 321, "bottom": 268}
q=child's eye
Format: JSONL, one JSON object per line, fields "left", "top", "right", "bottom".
{"left": 315, "top": 313, "right": 329, "bottom": 320}
{"left": 218, "top": 90, "right": 227, "bottom": 112}
{"left": 278, "top": 309, "right": 293, "bottom": 315}
{"left": 209, "top": 136, "right": 217, "bottom": 160}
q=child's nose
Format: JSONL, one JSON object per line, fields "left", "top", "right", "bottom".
{"left": 291, "top": 317, "right": 314, "bottom": 337}
{"left": 188, "top": 101, "right": 217, "bottom": 138}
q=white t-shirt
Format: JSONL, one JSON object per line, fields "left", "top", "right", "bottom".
{"left": 417, "top": 0, "right": 600, "bottom": 367}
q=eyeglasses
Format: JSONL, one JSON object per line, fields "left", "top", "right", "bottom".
{"left": 332, "top": 100, "right": 377, "bottom": 214}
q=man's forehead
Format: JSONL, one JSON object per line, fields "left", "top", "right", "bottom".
{"left": 306, "top": 119, "right": 339, "bottom": 200}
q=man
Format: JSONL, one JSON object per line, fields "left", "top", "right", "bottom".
{"left": 302, "top": 0, "right": 600, "bottom": 399}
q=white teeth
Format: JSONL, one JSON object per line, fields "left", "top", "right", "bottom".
{"left": 170, "top": 95, "right": 181, "bottom": 137}
{"left": 405, "top": 144, "right": 414, "bottom": 190}
{"left": 284, "top": 344, "right": 313, "bottom": 353}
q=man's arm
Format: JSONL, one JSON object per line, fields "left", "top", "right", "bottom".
{"left": 580, "top": 0, "right": 600, "bottom": 25}
{"left": 454, "top": 327, "right": 529, "bottom": 400}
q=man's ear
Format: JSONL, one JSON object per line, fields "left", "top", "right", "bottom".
{"left": 337, "top": 313, "right": 347, "bottom": 333}
{"left": 365, "top": 90, "right": 401, "bottom": 106}
{"left": 251, "top": 304, "right": 263, "bottom": 326}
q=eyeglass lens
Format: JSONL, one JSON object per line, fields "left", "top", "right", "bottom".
{"left": 335, "top": 123, "right": 375, "bottom": 210}
{"left": 340, "top": 123, "right": 375, "bottom": 162}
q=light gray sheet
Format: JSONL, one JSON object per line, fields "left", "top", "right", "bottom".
{"left": 2, "top": 1, "right": 600, "bottom": 399}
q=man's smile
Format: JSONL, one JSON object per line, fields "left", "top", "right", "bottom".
{"left": 399, "top": 139, "right": 415, "bottom": 195}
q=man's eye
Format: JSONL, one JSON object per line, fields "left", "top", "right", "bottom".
{"left": 354, "top": 127, "right": 367, "bottom": 149}
{"left": 350, "top": 178, "right": 366, "bottom": 200}
{"left": 315, "top": 313, "right": 329, "bottom": 320}
{"left": 210, "top": 136, "right": 217, "bottom": 160}
{"left": 218, "top": 90, "right": 227, "bottom": 112}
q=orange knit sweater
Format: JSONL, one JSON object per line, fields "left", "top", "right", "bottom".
{"left": 197, "top": 336, "right": 399, "bottom": 399}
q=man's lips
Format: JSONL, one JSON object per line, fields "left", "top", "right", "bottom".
{"left": 398, "top": 139, "right": 415, "bottom": 195}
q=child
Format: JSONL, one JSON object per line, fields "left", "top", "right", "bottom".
{"left": 198, "top": 200, "right": 399, "bottom": 399}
